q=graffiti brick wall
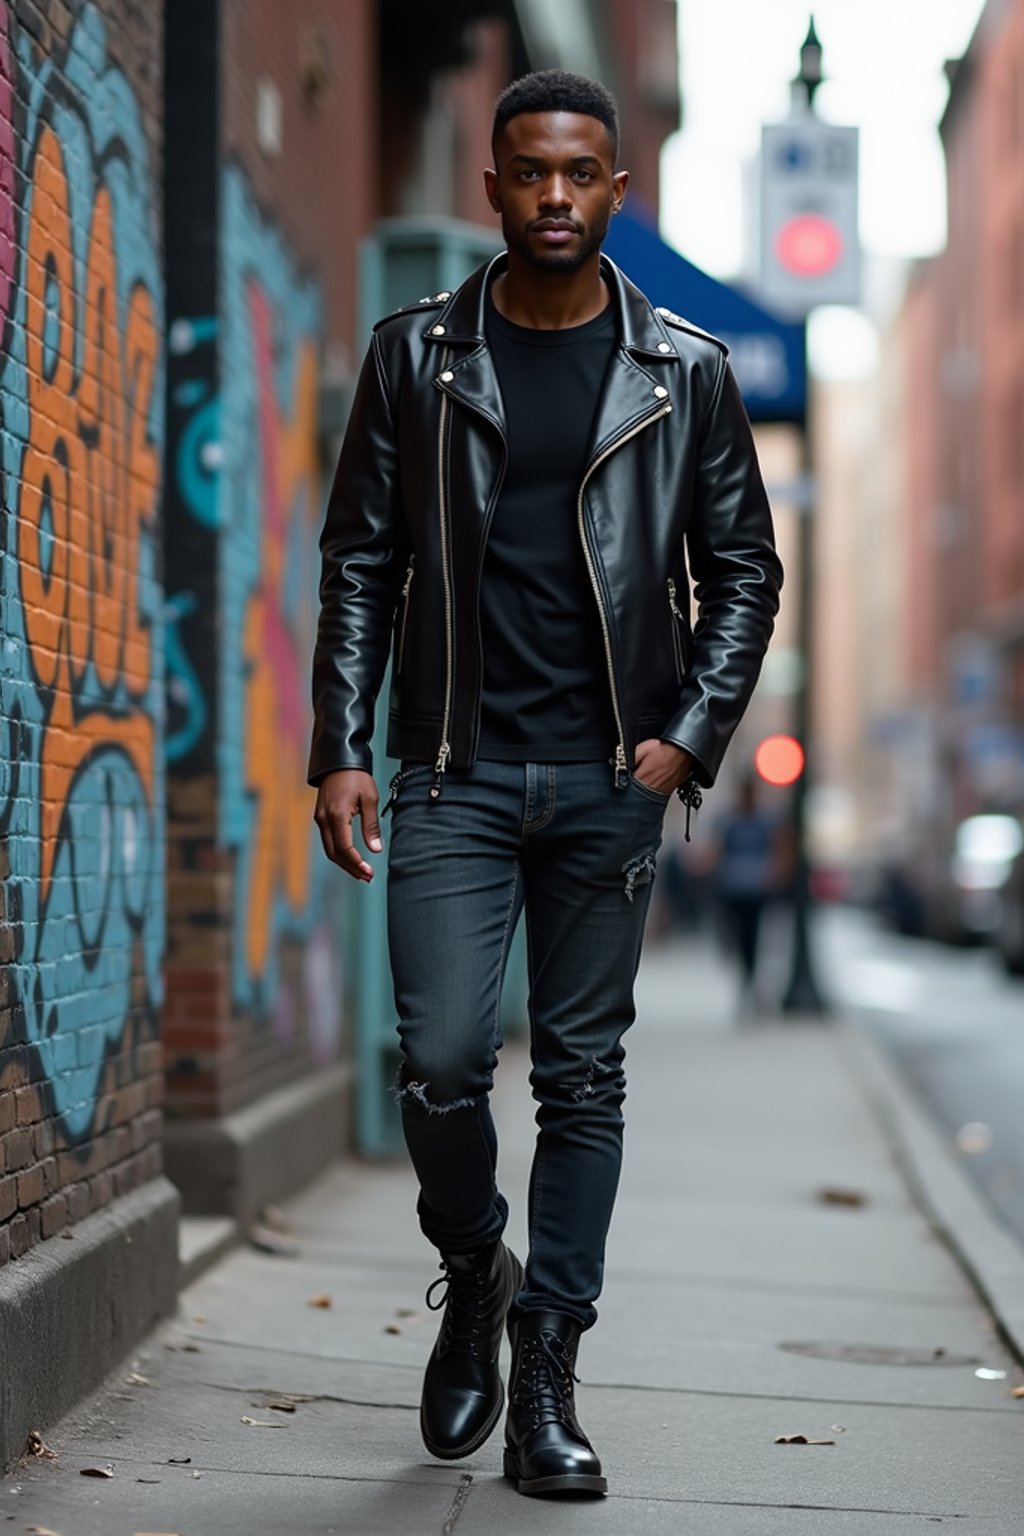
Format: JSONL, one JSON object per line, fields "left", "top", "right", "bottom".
{"left": 162, "top": 0, "right": 375, "bottom": 1128}
{"left": 0, "top": 0, "right": 165, "bottom": 1266}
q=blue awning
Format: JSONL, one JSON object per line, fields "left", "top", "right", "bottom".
{"left": 604, "top": 210, "right": 807, "bottom": 425}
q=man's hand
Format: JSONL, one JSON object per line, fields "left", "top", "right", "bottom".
{"left": 314, "top": 769, "right": 382, "bottom": 881}
{"left": 633, "top": 739, "right": 694, "bottom": 797}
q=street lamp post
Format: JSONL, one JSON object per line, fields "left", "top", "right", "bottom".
{"left": 781, "top": 18, "right": 830, "bottom": 1016}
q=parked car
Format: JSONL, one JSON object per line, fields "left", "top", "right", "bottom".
{"left": 994, "top": 847, "right": 1024, "bottom": 977}
{"left": 938, "top": 814, "right": 1024, "bottom": 945}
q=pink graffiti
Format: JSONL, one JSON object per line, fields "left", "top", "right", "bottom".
{"left": 0, "top": 2, "right": 15, "bottom": 329}
{"left": 249, "top": 279, "right": 305, "bottom": 744}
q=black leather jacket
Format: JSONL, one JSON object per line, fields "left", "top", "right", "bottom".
{"left": 309, "top": 253, "right": 782, "bottom": 795}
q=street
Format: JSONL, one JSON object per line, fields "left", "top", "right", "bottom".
{"left": 818, "top": 905, "right": 1024, "bottom": 1249}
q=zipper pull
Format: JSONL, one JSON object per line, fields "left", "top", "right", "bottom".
{"left": 381, "top": 768, "right": 403, "bottom": 818}
{"left": 401, "top": 560, "right": 415, "bottom": 599}
{"left": 430, "top": 741, "right": 450, "bottom": 800}
{"left": 667, "top": 578, "right": 683, "bottom": 619}
{"left": 614, "top": 742, "right": 629, "bottom": 790}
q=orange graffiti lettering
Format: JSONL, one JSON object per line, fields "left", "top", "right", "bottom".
{"left": 242, "top": 282, "right": 319, "bottom": 981}
{"left": 19, "top": 123, "right": 158, "bottom": 902}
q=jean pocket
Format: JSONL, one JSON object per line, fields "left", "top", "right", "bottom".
{"left": 628, "top": 773, "right": 671, "bottom": 805}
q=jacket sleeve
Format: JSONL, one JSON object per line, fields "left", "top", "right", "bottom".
{"left": 307, "top": 330, "right": 404, "bottom": 785}
{"left": 659, "top": 353, "right": 783, "bottom": 787}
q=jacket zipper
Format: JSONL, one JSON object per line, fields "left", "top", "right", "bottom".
{"left": 432, "top": 352, "right": 454, "bottom": 799}
{"left": 577, "top": 403, "right": 673, "bottom": 788}
{"left": 396, "top": 557, "right": 415, "bottom": 675}
{"left": 667, "top": 576, "right": 685, "bottom": 682}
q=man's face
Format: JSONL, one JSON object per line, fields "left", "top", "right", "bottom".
{"left": 484, "top": 112, "right": 628, "bottom": 274}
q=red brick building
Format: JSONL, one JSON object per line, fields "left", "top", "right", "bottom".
{"left": 899, "top": 0, "right": 1024, "bottom": 824}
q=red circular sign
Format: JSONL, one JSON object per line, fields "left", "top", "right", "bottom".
{"left": 755, "top": 735, "right": 805, "bottom": 787}
{"left": 775, "top": 214, "right": 844, "bottom": 278}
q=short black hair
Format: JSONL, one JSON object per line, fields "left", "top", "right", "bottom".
{"left": 492, "top": 70, "right": 620, "bottom": 164}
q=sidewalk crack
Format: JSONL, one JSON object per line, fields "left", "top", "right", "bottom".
{"left": 441, "top": 1471, "right": 473, "bottom": 1534}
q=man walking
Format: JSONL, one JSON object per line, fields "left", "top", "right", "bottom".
{"left": 309, "top": 70, "right": 782, "bottom": 1497}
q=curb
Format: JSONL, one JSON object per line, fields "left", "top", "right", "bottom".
{"left": 163, "top": 1061, "right": 353, "bottom": 1224}
{"left": 178, "top": 1214, "right": 239, "bottom": 1291}
{"left": 843, "top": 1019, "right": 1024, "bottom": 1367}
{"left": 0, "top": 1177, "right": 180, "bottom": 1471}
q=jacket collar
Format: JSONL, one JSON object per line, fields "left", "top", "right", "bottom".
{"left": 422, "top": 250, "right": 678, "bottom": 362}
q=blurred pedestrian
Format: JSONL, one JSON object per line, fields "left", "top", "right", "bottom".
{"left": 714, "top": 775, "right": 786, "bottom": 1015}
{"left": 309, "top": 70, "right": 781, "bottom": 1497}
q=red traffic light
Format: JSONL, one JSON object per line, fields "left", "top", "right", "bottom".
{"left": 755, "top": 735, "right": 805, "bottom": 786}
{"left": 775, "top": 213, "right": 844, "bottom": 277}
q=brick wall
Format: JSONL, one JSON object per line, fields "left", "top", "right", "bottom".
{"left": 162, "top": 0, "right": 374, "bottom": 1131}
{"left": 0, "top": 0, "right": 165, "bottom": 1267}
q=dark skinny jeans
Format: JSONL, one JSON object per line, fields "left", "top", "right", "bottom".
{"left": 386, "top": 759, "right": 666, "bottom": 1329}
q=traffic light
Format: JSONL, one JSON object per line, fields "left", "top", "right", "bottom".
{"left": 755, "top": 734, "right": 805, "bottom": 787}
{"left": 759, "top": 119, "right": 860, "bottom": 317}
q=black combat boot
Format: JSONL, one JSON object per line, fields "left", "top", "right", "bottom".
{"left": 503, "top": 1310, "right": 607, "bottom": 1496}
{"left": 420, "top": 1241, "right": 523, "bottom": 1460}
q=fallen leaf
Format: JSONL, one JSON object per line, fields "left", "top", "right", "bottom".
{"left": 384, "top": 1323, "right": 402, "bottom": 1335}
{"left": 816, "top": 1187, "right": 868, "bottom": 1208}
{"left": 80, "top": 1464, "right": 115, "bottom": 1478}
{"left": 306, "top": 1294, "right": 332, "bottom": 1309}
{"left": 124, "top": 1372, "right": 151, "bottom": 1387}
{"left": 167, "top": 1456, "right": 191, "bottom": 1465}
{"left": 191, "top": 1316, "right": 208, "bottom": 1325}
{"left": 1011, "top": 1386, "right": 1024, "bottom": 1399}
{"left": 26, "top": 1430, "right": 58, "bottom": 1461}
{"left": 135, "top": 1478, "right": 162, "bottom": 1484}
{"left": 775, "top": 1434, "right": 836, "bottom": 1446}
{"left": 268, "top": 1401, "right": 297, "bottom": 1413}
{"left": 27, "top": 1526, "right": 63, "bottom": 1535}
{"left": 240, "top": 1416, "right": 285, "bottom": 1428}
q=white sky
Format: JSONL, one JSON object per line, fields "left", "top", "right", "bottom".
{"left": 660, "top": 0, "right": 988, "bottom": 372}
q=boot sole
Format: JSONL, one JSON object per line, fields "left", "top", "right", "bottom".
{"left": 503, "top": 1449, "right": 607, "bottom": 1497}
{"left": 420, "top": 1249, "right": 524, "bottom": 1462}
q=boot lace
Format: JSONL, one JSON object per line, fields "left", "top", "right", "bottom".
{"left": 512, "top": 1331, "right": 581, "bottom": 1432}
{"left": 425, "top": 1259, "right": 492, "bottom": 1359}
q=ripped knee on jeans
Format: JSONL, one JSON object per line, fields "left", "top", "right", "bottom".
{"left": 568, "top": 1055, "right": 618, "bottom": 1104}
{"left": 622, "top": 851, "right": 657, "bottom": 903}
{"left": 392, "top": 1073, "right": 478, "bottom": 1117}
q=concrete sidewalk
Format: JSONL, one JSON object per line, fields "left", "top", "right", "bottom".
{"left": 6, "top": 939, "right": 1024, "bottom": 1534}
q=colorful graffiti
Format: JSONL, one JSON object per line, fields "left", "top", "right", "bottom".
{"left": 0, "top": 5, "right": 14, "bottom": 328}
{"left": 218, "top": 165, "right": 330, "bottom": 1020}
{"left": 0, "top": 5, "right": 164, "bottom": 1142}
{"left": 165, "top": 314, "right": 219, "bottom": 763}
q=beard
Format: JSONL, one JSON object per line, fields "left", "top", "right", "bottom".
{"left": 504, "top": 205, "right": 611, "bottom": 273}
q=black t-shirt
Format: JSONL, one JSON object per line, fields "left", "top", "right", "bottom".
{"left": 477, "top": 291, "right": 618, "bottom": 762}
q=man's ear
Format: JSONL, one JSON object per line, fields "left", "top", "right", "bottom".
{"left": 483, "top": 166, "right": 501, "bottom": 213}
